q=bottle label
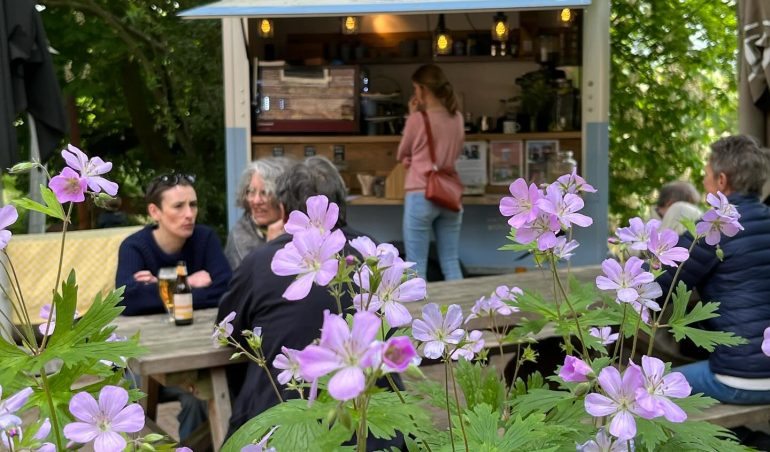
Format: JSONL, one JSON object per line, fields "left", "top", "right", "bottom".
{"left": 173, "top": 293, "right": 193, "bottom": 320}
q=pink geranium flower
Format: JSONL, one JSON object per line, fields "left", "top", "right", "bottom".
{"left": 352, "top": 263, "right": 426, "bottom": 327}
{"left": 589, "top": 326, "right": 619, "bottom": 346}
{"left": 577, "top": 428, "right": 632, "bottom": 452}
{"left": 49, "top": 167, "right": 87, "bottom": 203}
{"left": 465, "top": 294, "right": 518, "bottom": 323}
{"left": 378, "top": 336, "right": 418, "bottom": 372}
{"left": 553, "top": 237, "right": 580, "bottom": 260}
{"left": 515, "top": 211, "right": 561, "bottom": 251}
{"left": 616, "top": 217, "right": 660, "bottom": 251}
{"left": 0, "top": 205, "right": 18, "bottom": 250}
{"left": 631, "top": 355, "right": 691, "bottom": 423}
{"left": 584, "top": 365, "right": 645, "bottom": 441}
{"left": 348, "top": 236, "right": 407, "bottom": 269}
{"left": 595, "top": 257, "right": 654, "bottom": 305}
{"left": 499, "top": 178, "right": 542, "bottom": 228}
{"left": 284, "top": 194, "right": 339, "bottom": 237}
{"left": 271, "top": 228, "right": 345, "bottom": 300}
{"left": 763, "top": 327, "right": 770, "bottom": 357}
{"left": 63, "top": 385, "right": 144, "bottom": 452}
{"left": 555, "top": 169, "right": 597, "bottom": 195}
{"left": 212, "top": 311, "right": 236, "bottom": 347}
{"left": 451, "top": 330, "right": 484, "bottom": 361}
{"left": 648, "top": 227, "right": 689, "bottom": 268}
{"left": 536, "top": 183, "right": 593, "bottom": 229}
{"left": 297, "top": 311, "right": 380, "bottom": 401}
{"left": 696, "top": 192, "right": 743, "bottom": 246}
{"left": 273, "top": 346, "right": 304, "bottom": 385}
{"left": 411, "top": 303, "right": 466, "bottom": 359}
{"left": 61, "top": 144, "right": 118, "bottom": 196}
{"left": 241, "top": 426, "right": 278, "bottom": 452}
{"left": 559, "top": 355, "right": 593, "bottom": 382}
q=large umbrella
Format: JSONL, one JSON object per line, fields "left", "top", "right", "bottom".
{"left": 738, "top": 0, "right": 770, "bottom": 201}
{"left": 0, "top": 0, "right": 67, "bottom": 170}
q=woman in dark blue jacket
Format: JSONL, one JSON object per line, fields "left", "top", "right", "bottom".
{"left": 664, "top": 135, "right": 770, "bottom": 404}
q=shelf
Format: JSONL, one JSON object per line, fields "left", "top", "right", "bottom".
{"left": 348, "top": 194, "right": 505, "bottom": 206}
{"left": 355, "top": 55, "right": 534, "bottom": 65}
{"left": 251, "top": 131, "right": 581, "bottom": 144}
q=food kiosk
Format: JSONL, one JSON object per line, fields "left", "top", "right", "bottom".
{"left": 180, "top": 0, "right": 609, "bottom": 272}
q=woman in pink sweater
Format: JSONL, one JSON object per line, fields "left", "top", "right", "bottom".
{"left": 397, "top": 64, "right": 464, "bottom": 280}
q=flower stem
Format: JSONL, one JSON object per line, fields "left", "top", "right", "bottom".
{"left": 647, "top": 237, "right": 699, "bottom": 356}
{"left": 357, "top": 394, "right": 368, "bottom": 452}
{"left": 40, "top": 370, "right": 63, "bottom": 450}
{"left": 443, "top": 359, "right": 456, "bottom": 452}
{"left": 385, "top": 374, "right": 434, "bottom": 452}
{"left": 41, "top": 203, "right": 73, "bottom": 351}
{"left": 549, "top": 255, "right": 589, "bottom": 360}
{"left": 447, "top": 358, "right": 469, "bottom": 452}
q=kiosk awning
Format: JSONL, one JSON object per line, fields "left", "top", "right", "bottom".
{"left": 179, "top": 0, "right": 591, "bottom": 19}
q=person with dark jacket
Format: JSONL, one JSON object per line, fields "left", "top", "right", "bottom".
{"left": 218, "top": 157, "right": 404, "bottom": 449}
{"left": 664, "top": 135, "right": 770, "bottom": 404}
{"left": 116, "top": 173, "right": 231, "bottom": 316}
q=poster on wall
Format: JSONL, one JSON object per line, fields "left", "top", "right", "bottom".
{"left": 488, "top": 140, "right": 523, "bottom": 186}
{"left": 525, "top": 139, "right": 559, "bottom": 186}
{"left": 456, "top": 141, "right": 487, "bottom": 195}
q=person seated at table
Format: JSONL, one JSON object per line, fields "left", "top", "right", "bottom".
{"left": 654, "top": 180, "right": 702, "bottom": 235}
{"left": 217, "top": 156, "right": 404, "bottom": 448}
{"left": 116, "top": 172, "right": 232, "bottom": 316}
{"left": 224, "top": 157, "right": 293, "bottom": 270}
{"left": 657, "top": 135, "right": 770, "bottom": 405}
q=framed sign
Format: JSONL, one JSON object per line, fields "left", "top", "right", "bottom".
{"left": 488, "top": 140, "right": 524, "bottom": 186}
{"left": 525, "top": 139, "right": 559, "bottom": 186}
{"left": 456, "top": 141, "right": 487, "bottom": 195}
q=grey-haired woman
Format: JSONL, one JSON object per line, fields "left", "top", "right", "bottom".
{"left": 225, "top": 156, "right": 294, "bottom": 269}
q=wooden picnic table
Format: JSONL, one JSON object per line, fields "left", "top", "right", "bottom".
{"left": 113, "top": 264, "right": 601, "bottom": 450}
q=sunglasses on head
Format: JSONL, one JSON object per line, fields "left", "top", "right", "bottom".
{"left": 157, "top": 172, "right": 196, "bottom": 186}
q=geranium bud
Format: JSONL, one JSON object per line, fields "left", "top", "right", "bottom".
{"left": 345, "top": 255, "right": 356, "bottom": 266}
{"left": 8, "top": 161, "right": 36, "bottom": 174}
{"left": 338, "top": 409, "right": 353, "bottom": 430}
{"left": 716, "top": 246, "right": 724, "bottom": 261}
{"left": 324, "top": 408, "right": 337, "bottom": 426}
{"left": 574, "top": 382, "right": 591, "bottom": 396}
{"left": 144, "top": 433, "right": 164, "bottom": 443}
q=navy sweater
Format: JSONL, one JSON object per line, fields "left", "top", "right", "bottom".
{"left": 116, "top": 225, "right": 232, "bottom": 316}
{"left": 657, "top": 194, "right": 770, "bottom": 377}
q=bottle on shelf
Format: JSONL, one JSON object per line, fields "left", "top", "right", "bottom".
{"left": 547, "top": 150, "right": 578, "bottom": 180}
{"left": 173, "top": 261, "right": 193, "bottom": 326}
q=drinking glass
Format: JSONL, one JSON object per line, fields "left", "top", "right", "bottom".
{"left": 158, "top": 267, "right": 177, "bottom": 323}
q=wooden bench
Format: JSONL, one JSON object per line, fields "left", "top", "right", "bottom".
{"left": 691, "top": 403, "right": 770, "bottom": 428}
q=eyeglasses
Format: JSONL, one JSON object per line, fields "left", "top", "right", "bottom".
{"left": 158, "top": 173, "right": 196, "bottom": 186}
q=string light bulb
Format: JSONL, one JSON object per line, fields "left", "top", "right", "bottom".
{"left": 433, "top": 14, "right": 452, "bottom": 56}
{"left": 491, "top": 12, "right": 509, "bottom": 42}
{"left": 258, "top": 18, "right": 274, "bottom": 38}
{"left": 560, "top": 8, "right": 572, "bottom": 23}
{"left": 341, "top": 16, "right": 359, "bottom": 34}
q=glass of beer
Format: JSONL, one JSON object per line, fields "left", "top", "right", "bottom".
{"left": 158, "top": 267, "right": 177, "bottom": 323}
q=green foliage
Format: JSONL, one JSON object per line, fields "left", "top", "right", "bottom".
{"left": 12, "top": 186, "right": 66, "bottom": 221}
{"left": 453, "top": 359, "right": 506, "bottom": 413}
{"left": 38, "top": 1, "right": 227, "bottom": 234}
{"left": 667, "top": 282, "right": 747, "bottom": 351}
{"left": 610, "top": 0, "right": 737, "bottom": 221}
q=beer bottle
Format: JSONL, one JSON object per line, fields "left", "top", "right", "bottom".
{"left": 173, "top": 260, "right": 193, "bottom": 326}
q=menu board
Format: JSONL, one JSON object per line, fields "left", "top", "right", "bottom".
{"left": 488, "top": 140, "right": 524, "bottom": 186}
{"left": 456, "top": 141, "right": 487, "bottom": 195}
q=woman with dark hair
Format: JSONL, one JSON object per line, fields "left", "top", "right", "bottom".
{"left": 225, "top": 157, "right": 293, "bottom": 269}
{"left": 116, "top": 172, "right": 231, "bottom": 317}
{"left": 397, "top": 64, "right": 464, "bottom": 280}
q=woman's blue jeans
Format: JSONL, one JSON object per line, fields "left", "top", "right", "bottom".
{"left": 674, "top": 361, "right": 770, "bottom": 404}
{"left": 403, "top": 191, "right": 463, "bottom": 281}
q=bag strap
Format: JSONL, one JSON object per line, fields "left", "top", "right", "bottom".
{"left": 419, "top": 111, "right": 438, "bottom": 169}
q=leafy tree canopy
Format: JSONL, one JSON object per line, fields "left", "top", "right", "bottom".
{"left": 610, "top": 0, "right": 738, "bottom": 222}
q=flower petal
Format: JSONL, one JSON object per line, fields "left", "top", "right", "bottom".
{"left": 328, "top": 366, "right": 365, "bottom": 401}
{"left": 63, "top": 422, "right": 99, "bottom": 444}
{"left": 69, "top": 391, "right": 100, "bottom": 423}
{"left": 94, "top": 431, "right": 127, "bottom": 452}
{"left": 110, "top": 403, "right": 145, "bottom": 433}
{"left": 97, "top": 386, "right": 129, "bottom": 421}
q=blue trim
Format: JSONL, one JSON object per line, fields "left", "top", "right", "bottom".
{"left": 180, "top": 0, "right": 591, "bottom": 18}
{"left": 573, "top": 121, "right": 609, "bottom": 265}
{"left": 225, "top": 127, "right": 249, "bottom": 230}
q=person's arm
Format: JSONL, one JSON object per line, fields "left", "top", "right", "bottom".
{"left": 397, "top": 114, "right": 420, "bottom": 168}
{"left": 115, "top": 240, "right": 165, "bottom": 316}
{"left": 191, "top": 229, "right": 233, "bottom": 309}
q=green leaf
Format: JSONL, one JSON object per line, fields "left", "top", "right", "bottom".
{"left": 453, "top": 359, "right": 506, "bottom": 413}
{"left": 668, "top": 299, "right": 748, "bottom": 351}
{"left": 40, "top": 185, "right": 66, "bottom": 220}
{"left": 509, "top": 388, "right": 576, "bottom": 418}
{"left": 366, "top": 392, "right": 432, "bottom": 440}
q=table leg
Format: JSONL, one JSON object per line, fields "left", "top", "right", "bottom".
{"left": 208, "top": 367, "right": 232, "bottom": 451}
{"left": 140, "top": 375, "right": 161, "bottom": 421}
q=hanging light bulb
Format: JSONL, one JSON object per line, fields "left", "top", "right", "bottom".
{"left": 433, "top": 14, "right": 452, "bottom": 56}
{"left": 341, "top": 16, "right": 359, "bottom": 34}
{"left": 258, "top": 19, "right": 274, "bottom": 38}
{"left": 491, "top": 12, "right": 508, "bottom": 42}
{"left": 560, "top": 8, "right": 572, "bottom": 24}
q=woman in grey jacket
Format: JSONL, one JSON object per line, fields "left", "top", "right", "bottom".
{"left": 225, "top": 157, "right": 294, "bottom": 269}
